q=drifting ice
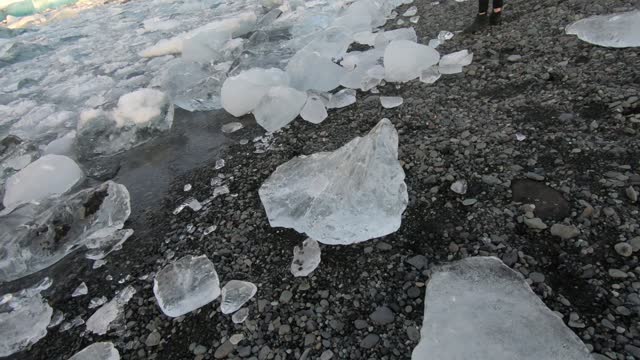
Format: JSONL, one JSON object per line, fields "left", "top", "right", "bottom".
{"left": 259, "top": 118, "right": 408, "bottom": 245}
{"left": 291, "top": 238, "right": 321, "bottom": 277}
{"left": 411, "top": 257, "right": 594, "bottom": 360}
{"left": 153, "top": 255, "right": 220, "bottom": 317}
{"left": 565, "top": 10, "right": 640, "bottom": 48}
{"left": 384, "top": 40, "right": 440, "bottom": 82}
{"left": 220, "top": 280, "right": 257, "bottom": 314}
{"left": 86, "top": 285, "right": 136, "bottom": 335}
{"left": 69, "top": 342, "right": 120, "bottom": 360}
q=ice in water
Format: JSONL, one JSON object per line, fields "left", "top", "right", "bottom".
{"left": 220, "top": 280, "right": 257, "bottom": 314}
{"left": 86, "top": 285, "right": 136, "bottom": 335}
{"left": 72, "top": 282, "right": 88, "bottom": 297}
{"left": 290, "top": 238, "right": 321, "bottom": 277}
{"left": 565, "top": 10, "right": 640, "bottom": 48}
{"left": 411, "top": 257, "right": 595, "bottom": 360}
{"left": 221, "top": 68, "right": 289, "bottom": 117}
{"left": 2, "top": 154, "right": 83, "bottom": 210}
{"left": 0, "top": 278, "right": 53, "bottom": 357}
{"left": 438, "top": 50, "right": 473, "bottom": 74}
{"left": 153, "top": 255, "right": 220, "bottom": 317}
{"left": 232, "top": 307, "right": 249, "bottom": 324}
{"left": 327, "top": 89, "right": 356, "bottom": 109}
{"left": 259, "top": 119, "right": 408, "bottom": 245}
{"left": 384, "top": 40, "right": 440, "bottom": 82}
{"left": 253, "top": 86, "right": 307, "bottom": 132}
{"left": 300, "top": 95, "right": 329, "bottom": 124}
{"left": 221, "top": 122, "right": 243, "bottom": 134}
{"left": 380, "top": 96, "right": 403, "bottom": 109}
{"left": 69, "top": 342, "right": 120, "bottom": 360}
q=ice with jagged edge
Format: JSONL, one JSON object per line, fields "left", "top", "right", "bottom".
{"left": 384, "top": 40, "right": 440, "bottom": 82}
{"left": 0, "top": 278, "right": 53, "bottom": 357}
{"left": 0, "top": 181, "right": 132, "bottom": 282}
{"left": 566, "top": 10, "right": 640, "bottom": 48}
{"left": 69, "top": 342, "right": 120, "bottom": 360}
{"left": 86, "top": 285, "right": 136, "bottom": 335}
{"left": 220, "top": 280, "right": 257, "bottom": 314}
{"left": 412, "top": 257, "right": 595, "bottom": 360}
{"left": 259, "top": 118, "right": 408, "bottom": 245}
{"left": 438, "top": 49, "right": 473, "bottom": 75}
{"left": 153, "top": 255, "right": 220, "bottom": 317}
{"left": 291, "top": 238, "right": 321, "bottom": 277}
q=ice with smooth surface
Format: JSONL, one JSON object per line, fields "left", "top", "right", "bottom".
{"left": 253, "top": 86, "right": 307, "bottom": 132}
{"left": 384, "top": 40, "right": 440, "bottom": 82}
{"left": 327, "top": 89, "right": 356, "bottom": 109}
{"left": 300, "top": 95, "right": 329, "bottom": 124}
{"left": 290, "top": 238, "right": 321, "bottom": 277}
{"left": 259, "top": 118, "right": 408, "bottom": 245}
{"left": 565, "top": 10, "right": 640, "bottom": 48}
{"left": 86, "top": 285, "right": 136, "bottom": 335}
{"left": 402, "top": 6, "right": 417, "bottom": 17}
{"left": 380, "top": 96, "right": 403, "bottom": 109}
{"left": 232, "top": 307, "right": 249, "bottom": 324}
{"left": 220, "top": 280, "right": 257, "bottom": 314}
{"left": 2, "top": 154, "right": 83, "bottom": 210}
{"left": 221, "top": 68, "right": 289, "bottom": 117}
{"left": 72, "top": 282, "right": 88, "bottom": 297}
{"left": 286, "top": 50, "right": 346, "bottom": 92}
{"left": 0, "top": 278, "right": 53, "bottom": 357}
{"left": 438, "top": 50, "right": 473, "bottom": 74}
{"left": 411, "top": 257, "right": 595, "bottom": 360}
{"left": 153, "top": 255, "right": 220, "bottom": 317}
{"left": 69, "top": 342, "right": 120, "bottom": 360}
{"left": 221, "top": 122, "right": 244, "bottom": 134}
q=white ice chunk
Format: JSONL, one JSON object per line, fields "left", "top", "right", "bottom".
{"left": 419, "top": 66, "right": 441, "bottom": 84}
{"left": 69, "top": 342, "right": 120, "bottom": 360}
{"left": 86, "top": 285, "right": 136, "bottom": 335}
{"left": 2, "top": 154, "right": 83, "bottom": 210}
{"left": 438, "top": 50, "right": 473, "bottom": 74}
{"left": 173, "top": 197, "right": 202, "bottom": 214}
{"left": 410, "top": 16, "right": 420, "bottom": 23}
{"left": 261, "top": 0, "right": 283, "bottom": 10}
{"left": 300, "top": 95, "right": 329, "bottom": 124}
{"left": 286, "top": 51, "right": 346, "bottom": 92}
{"left": 221, "top": 122, "right": 244, "bottom": 133}
{"left": 153, "top": 255, "right": 220, "bottom": 317}
{"left": 290, "top": 238, "right": 321, "bottom": 277}
{"left": 141, "top": 17, "right": 181, "bottom": 33}
{"left": 254, "top": 86, "right": 307, "bottom": 132}
{"left": 327, "top": 89, "right": 356, "bottom": 109}
{"left": 259, "top": 119, "right": 408, "bottom": 245}
{"left": 380, "top": 96, "right": 403, "bottom": 109}
{"left": 215, "top": 159, "right": 225, "bottom": 170}
{"left": 220, "top": 280, "right": 257, "bottom": 314}
{"left": 565, "top": 10, "right": 640, "bottom": 48}
{"left": 384, "top": 40, "right": 440, "bottom": 82}
{"left": 72, "top": 282, "right": 88, "bottom": 297}
{"left": 450, "top": 179, "right": 468, "bottom": 194}
{"left": 438, "top": 30, "right": 454, "bottom": 41}
{"left": 403, "top": 6, "right": 417, "bottom": 17}
{"left": 43, "top": 131, "right": 76, "bottom": 156}
{"left": 182, "top": 31, "right": 231, "bottom": 64}
{"left": 412, "top": 257, "right": 594, "bottom": 360}
{"left": 374, "top": 28, "right": 417, "bottom": 49}
{"left": 89, "top": 296, "right": 108, "bottom": 309}
{"left": 221, "top": 68, "right": 289, "bottom": 117}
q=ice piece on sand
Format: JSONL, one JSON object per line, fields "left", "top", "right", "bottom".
{"left": 153, "top": 255, "right": 220, "bottom": 317}
{"left": 221, "top": 122, "right": 243, "bottom": 133}
{"left": 384, "top": 40, "right": 440, "bottom": 82}
{"left": 69, "top": 342, "right": 120, "bottom": 360}
{"left": 286, "top": 51, "right": 346, "bottom": 92}
{"left": 89, "top": 297, "right": 108, "bottom": 309}
{"left": 410, "top": 16, "right": 420, "bottom": 23}
{"left": 72, "top": 282, "right": 88, "bottom": 297}
{"left": 213, "top": 185, "right": 230, "bottom": 198}
{"left": 232, "top": 307, "right": 249, "bottom": 324}
{"left": 0, "top": 279, "right": 53, "bottom": 357}
{"left": 221, "top": 68, "right": 289, "bottom": 117}
{"left": 3, "top": 154, "right": 83, "bottom": 210}
{"left": 438, "top": 50, "right": 473, "bottom": 74}
{"left": 290, "top": 238, "right": 321, "bottom": 277}
{"left": 565, "top": 10, "right": 640, "bottom": 48}
{"left": 173, "top": 197, "right": 202, "bottom": 214}
{"left": 380, "top": 96, "right": 403, "bottom": 109}
{"left": 403, "top": 6, "right": 417, "bottom": 17}
{"left": 220, "top": 280, "right": 257, "bottom": 314}
{"left": 215, "top": 159, "right": 225, "bottom": 170}
{"left": 374, "top": 28, "right": 417, "bottom": 49}
{"left": 254, "top": 86, "right": 307, "bottom": 132}
{"left": 259, "top": 119, "right": 408, "bottom": 245}
{"left": 411, "top": 257, "right": 595, "bottom": 360}
{"left": 86, "top": 285, "right": 136, "bottom": 335}
{"left": 420, "top": 66, "right": 441, "bottom": 84}
{"left": 438, "top": 31, "right": 454, "bottom": 41}
{"left": 450, "top": 179, "right": 468, "bottom": 194}
{"left": 327, "top": 89, "right": 356, "bottom": 109}
{"left": 300, "top": 95, "right": 329, "bottom": 124}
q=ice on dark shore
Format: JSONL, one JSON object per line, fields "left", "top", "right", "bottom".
{"left": 221, "top": 68, "right": 289, "bottom": 118}
{"left": 253, "top": 86, "right": 307, "bottom": 132}
{"left": 259, "top": 118, "right": 408, "bottom": 245}
{"left": 290, "top": 238, "right": 321, "bottom": 277}
{"left": 565, "top": 10, "right": 640, "bottom": 48}
{"left": 438, "top": 49, "right": 473, "bottom": 75}
{"left": 69, "top": 342, "right": 120, "bottom": 360}
{"left": 384, "top": 40, "right": 440, "bottom": 82}
{"left": 380, "top": 96, "right": 403, "bottom": 109}
{"left": 86, "top": 285, "right": 136, "bottom": 335}
{"left": 300, "top": 95, "right": 329, "bottom": 124}
{"left": 412, "top": 257, "right": 595, "bottom": 360}
{"left": 220, "top": 280, "right": 257, "bottom": 314}
{"left": 72, "top": 282, "right": 88, "bottom": 297}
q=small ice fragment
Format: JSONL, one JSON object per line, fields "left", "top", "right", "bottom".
{"left": 69, "top": 342, "right": 120, "bottom": 360}
{"left": 153, "top": 255, "right": 220, "bottom": 317}
{"left": 89, "top": 296, "right": 108, "bottom": 309}
{"left": 239, "top": 139, "right": 249, "bottom": 145}
{"left": 380, "top": 96, "right": 404, "bottom": 109}
{"left": 215, "top": 159, "right": 225, "bottom": 170}
{"left": 213, "top": 185, "right": 230, "bottom": 198}
{"left": 290, "top": 238, "right": 321, "bottom": 277}
{"left": 48, "top": 310, "right": 64, "bottom": 328}
{"left": 396, "top": 19, "right": 405, "bottom": 25}
{"left": 439, "top": 50, "right": 473, "bottom": 74}
{"left": 438, "top": 31, "right": 454, "bottom": 41}
{"left": 420, "top": 66, "right": 442, "bottom": 84}
{"left": 327, "top": 89, "right": 356, "bottom": 109}
{"left": 211, "top": 177, "right": 223, "bottom": 187}
{"left": 428, "top": 39, "right": 441, "bottom": 48}
{"left": 184, "top": 184, "right": 192, "bottom": 192}
{"left": 450, "top": 180, "right": 468, "bottom": 195}
{"left": 86, "top": 286, "right": 136, "bottom": 335}
{"left": 220, "top": 280, "right": 257, "bottom": 314}
{"left": 203, "top": 225, "right": 217, "bottom": 235}
{"left": 403, "top": 6, "right": 418, "bottom": 17}
{"left": 229, "top": 334, "right": 244, "bottom": 345}
{"left": 221, "top": 122, "right": 244, "bottom": 133}
{"left": 173, "top": 198, "right": 202, "bottom": 215}
{"left": 93, "top": 260, "right": 107, "bottom": 269}
{"left": 300, "top": 95, "right": 329, "bottom": 124}
{"left": 410, "top": 16, "right": 420, "bottom": 23}
{"left": 232, "top": 308, "right": 249, "bottom": 324}
{"left": 516, "top": 133, "right": 527, "bottom": 141}
{"left": 72, "top": 282, "right": 88, "bottom": 297}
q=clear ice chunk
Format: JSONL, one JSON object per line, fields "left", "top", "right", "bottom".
{"left": 438, "top": 50, "right": 473, "bottom": 74}
{"left": 438, "top": 30, "right": 454, "bottom": 41}
{"left": 300, "top": 95, "right": 329, "bottom": 124}
{"left": 403, "top": 6, "right": 417, "bottom": 17}
{"left": 286, "top": 50, "right": 346, "bottom": 92}
{"left": 220, "top": 280, "right": 257, "bottom": 314}
{"left": 410, "top": 16, "right": 420, "bottom": 23}
{"left": 327, "top": 89, "right": 356, "bottom": 109}
{"left": 232, "top": 307, "right": 249, "bottom": 324}
{"left": 221, "top": 122, "right": 243, "bottom": 133}
{"left": 254, "top": 86, "right": 307, "bottom": 132}
{"left": 69, "top": 342, "right": 120, "bottom": 360}
{"left": 565, "top": 10, "right": 640, "bottom": 48}
{"left": 290, "top": 238, "right": 321, "bottom": 277}
{"left": 215, "top": 159, "right": 225, "bottom": 170}
{"left": 412, "top": 257, "right": 594, "bottom": 360}
{"left": 173, "top": 197, "right": 202, "bottom": 215}
{"left": 419, "top": 66, "right": 441, "bottom": 84}
{"left": 86, "top": 285, "right": 136, "bottom": 335}
{"left": 384, "top": 40, "right": 440, "bottom": 82}
{"left": 259, "top": 119, "right": 408, "bottom": 245}
{"left": 153, "top": 255, "right": 220, "bottom": 317}
{"left": 72, "top": 282, "right": 88, "bottom": 297}
{"left": 221, "top": 68, "right": 289, "bottom": 117}
{"left": 380, "top": 96, "right": 403, "bottom": 109}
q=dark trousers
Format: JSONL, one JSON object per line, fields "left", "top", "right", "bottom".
{"left": 479, "top": 0, "right": 503, "bottom": 13}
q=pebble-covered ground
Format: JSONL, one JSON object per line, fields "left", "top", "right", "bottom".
{"left": 11, "top": 0, "right": 640, "bottom": 358}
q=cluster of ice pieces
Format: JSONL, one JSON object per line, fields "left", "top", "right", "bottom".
{"left": 69, "top": 342, "right": 120, "bottom": 360}
{"left": 259, "top": 119, "right": 408, "bottom": 245}
{"left": 566, "top": 10, "right": 640, "bottom": 48}
{"left": 86, "top": 285, "right": 136, "bottom": 335}
{"left": 411, "top": 257, "right": 595, "bottom": 360}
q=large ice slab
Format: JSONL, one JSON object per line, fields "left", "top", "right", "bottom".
{"left": 86, "top": 285, "right": 136, "bottom": 335}
{"left": 153, "top": 255, "right": 221, "bottom": 317}
{"left": 411, "top": 257, "right": 594, "bottom": 360}
{"left": 220, "top": 280, "right": 257, "bottom": 314}
{"left": 253, "top": 86, "right": 307, "bottom": 132}
{"left": 290, "top": 238, "right": 321, "bottom": 277}
{"left": 221, "top": 68, "right": 289, "bottom": 117}
{"left": 69, "top": 342, "right": 120, "bottom": 360}
{"left": 384, "top": 40, "right": 440, "bottom": 82}
{"left": 2, "top": 154, "right": 83, "bottom": 210}
{"left": 566, "top": 10, "right": 640, "bottom": 48}
{"left": 0, "top": 278, "right": 53, "bottom": 357}
{"left": 259, "top": 118, "right": 408, "bottom": 245}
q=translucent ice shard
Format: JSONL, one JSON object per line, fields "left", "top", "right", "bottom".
{"left": 411, "top": 257, "right": 595, "bottom": 360}
{"left": 403, "top": 6, "right": 417, "bottom": 17}
{"left": 72, "top": 282, "right": 88, "bottom": 297}
{"left": 259, "top": 119, "right": 408, "bottom": 245}
{"left": 438, "top": 50, "right": 473, "bottom": 74}
{"left": 300, "top": 95, "right": 328, "bottom": 124}
{"left": 69, "top": 342, "right": 120, "bottom": 360}
{"left": 221, "top": 122, "right": 243, "bottom": 134}
{"left": 419, "top": 66, "right": 441, "bottom": 84}
{"left": 327, "top": 89, "right": 356, "bottom": 109}
{"left": 221, "top": 68, "right": 289, "bottom": 117}
{"left": 290, "top": 238, "right": 321, "bottom": 277}
{"left": 384, "top": 40, "right": 440, "bottom": 82}
{"left": 153, "top": 255, "right": 220, "bottom": 317}
{"left": 566, "top": 10, "right": 640, "bottom": 48}
{"left": 380, "top": 96, "right": 403, "bottom": 109}
{"left": 86, "top": 285, "right": 136, "bottom": 335}
{"left": 286, "top": 50, "right": 346, "bottom": 92}
{"left": 253, "top": 86, "right": 307, "bottom": 132}
{"left": 220, "top": 280, "right": 257, "bottom": 314}
{"left": 232, "top": 307, "right": 249, "bottom": 324}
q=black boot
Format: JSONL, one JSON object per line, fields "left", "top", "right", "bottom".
{"left": 464, "top": 14, "right": 489, "bottom": 33}
{"left": 490, "top": 11, "right": 502, "bottom": 25}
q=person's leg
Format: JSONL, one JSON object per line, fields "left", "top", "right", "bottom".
{"left": 464, "top": 0, "right": 490, "bottom": 33}
{"left": 479, "top": 0, "right": 489, "bottom": 15}
{"left": 490, "top": 0, "right": 503, "bottom": 25}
